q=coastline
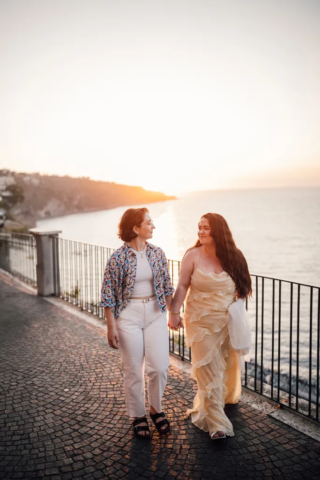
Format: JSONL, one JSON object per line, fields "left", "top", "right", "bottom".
{"left": 34, "top": 196, "right": 177, "bottom": 225}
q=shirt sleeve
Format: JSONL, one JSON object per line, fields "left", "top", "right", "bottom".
{"left": 161, "top": 249, "right": 175, "bottom": 296}
{"left": 99, "top": 256, "right": 118, "bottom": 308}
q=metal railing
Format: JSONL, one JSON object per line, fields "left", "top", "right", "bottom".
{"left": 167, "top": 258, "right": 191, "bottom": 361}
{"left": 1, "top": 233, "right": 318, "bottom": 423}
{"left": 0, "top": 233, "right": 37, "bottom": 286}
{"left": 244, "top": 275, "right": 320, "bottom": 422}
{"left": 52, "top": 238, "right": 320, "bottom": 423}
{"left": 52, "top": 237, "right": 115, "bottom": 316}
{"left": 169, "top": 272, "right": 320, "bottom": 423}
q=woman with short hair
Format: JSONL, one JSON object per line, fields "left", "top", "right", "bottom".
{"left": 168, "top": 213, "right": 252, "bottom": 440}
{"left": 100, "top": 207, "right": 175, "bottom": 438}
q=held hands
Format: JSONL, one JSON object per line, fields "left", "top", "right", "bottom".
{"left": 168, "top": 312, "right": 184, "bottom": 331}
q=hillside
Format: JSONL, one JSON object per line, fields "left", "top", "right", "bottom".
{"left": 0, "top": 170, "right": 175, "bottom": 228}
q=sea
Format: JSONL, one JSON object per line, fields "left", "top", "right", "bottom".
{"left": 37, "top": 187, "right": 320, "bottom": 287}
{"left": 37, "top": 187, "right": 320, "bottom": 394}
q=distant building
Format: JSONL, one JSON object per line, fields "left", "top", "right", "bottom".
{"left": 0, "top": 208, "right": 6, "bottom": 227}
{"left": 0, "top": 176, "right": 15, "bottom": 191}
{"left": 23, "top": 175, "right": 40, "bottom": 186}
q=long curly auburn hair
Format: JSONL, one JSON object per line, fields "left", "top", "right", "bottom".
{"left": 192, "top": 213, "right": 252, "bottom": 299}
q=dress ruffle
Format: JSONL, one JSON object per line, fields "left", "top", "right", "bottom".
{"left": 184, "top": 308, "right": 228, "bottom": 324}
{"left": 184, "top": 268, "right": 241, "bottom": 437}
{"left": 190, "top": 327, "right": 229, "bottom": 379}
{"left": 185, "top": 312, "right": 229, "bottom": 347}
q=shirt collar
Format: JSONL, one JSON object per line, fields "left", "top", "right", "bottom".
{"left": 123, "top": 241, "right": 154, "bottom": 254}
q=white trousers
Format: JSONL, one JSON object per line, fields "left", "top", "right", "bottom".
{"left": 116, "top": 298, "right": 169, "bottom": 417}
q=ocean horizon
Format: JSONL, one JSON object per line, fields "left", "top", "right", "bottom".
{"left": 37, "top": 186, "right": 320, "bottom": 287}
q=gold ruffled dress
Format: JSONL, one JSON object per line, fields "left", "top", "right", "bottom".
{"left": 184, "top": 268, "right": 241, "bottom": 436}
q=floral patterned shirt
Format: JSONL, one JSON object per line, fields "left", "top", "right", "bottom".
{"left": 99, "top": 242, "right": 175, "bottom": 318}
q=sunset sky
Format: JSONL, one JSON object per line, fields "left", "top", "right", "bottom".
{"left": 1, "top": 0, "right": 320, "bottom": 194}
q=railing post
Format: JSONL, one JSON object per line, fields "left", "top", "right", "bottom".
{"left": 29, "top": 229, "right": 61, "bottom": 296}
{"left": 52, "top": 235, "right": 61, "bottom": 296}
{"left": 0, "top": 233, "right": 11, "bottom": 272}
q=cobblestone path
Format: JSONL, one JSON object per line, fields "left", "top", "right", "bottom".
{"left": 1, "top": 279, "right": 320, "bottom": 480}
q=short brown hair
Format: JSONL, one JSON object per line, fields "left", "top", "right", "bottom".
{"left": 118, "top": 208, "right": 149, "bottom": 242}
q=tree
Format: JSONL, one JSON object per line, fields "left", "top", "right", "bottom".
{"left": 0, "top": 184, "right": 25, "bottom": 210}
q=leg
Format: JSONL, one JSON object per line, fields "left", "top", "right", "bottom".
{"left": 188, "top": 326, "right": 235, "bottom": 438}
{"left": 210, "top": 340, "right": 241, "bottom": 439}
{"left": 224, "top": 348, "right": 241, "bottom": 404}
{"left": 144, "top": 304, "right": 169, "bottom": 431}
{"left": 117, "top": 304, "right": 151, "bottom": 437}
{"left": 117, "top": 304, "right": 145, "bottom": 418}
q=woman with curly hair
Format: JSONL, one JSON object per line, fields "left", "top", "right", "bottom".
{"left": 168, "top": 213, "right": 251, "bottom": 440}
{"left": 99, "top": 208, "right": 175, "bottom": 438}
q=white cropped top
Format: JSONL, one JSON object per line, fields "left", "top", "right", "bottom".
{"left": 131, "top": 248, "right": 155, "bottom": 297}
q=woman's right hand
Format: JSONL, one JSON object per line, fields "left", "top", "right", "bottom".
{"left": 107, "top": 326, "right": 119, "bottom": 349}
{"left": 168, "top": 313, "right": 184, "bottom": 331}
{"left": 104, "top": 307, "right": 119, "bottom": 349}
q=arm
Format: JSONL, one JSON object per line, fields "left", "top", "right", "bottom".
{"left": 161, "top": 249, "right": 175, "bottom": 297}
{"left": 165, "top": 294, "right": 173, "bottom": 312}
{"left": 104, "top": 307, "right": 119, "bottom": 349}
{"left": 100, "top": 256, "right": 120, "bottom": 349}
{"left": 168, "top": 250, "right": 195, "bottom": 329}
{"left": 160, "top": 249, "right": 174, "bottom": 323}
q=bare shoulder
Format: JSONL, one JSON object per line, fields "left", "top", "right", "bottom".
{"left": 183, "top": 247, "right": 200, "bottom": 264}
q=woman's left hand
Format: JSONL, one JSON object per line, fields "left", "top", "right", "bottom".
{"left": 168, "top": 313, "right": 184, "bottom": 331}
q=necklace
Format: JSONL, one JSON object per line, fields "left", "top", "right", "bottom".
{"left": 132, "top": 246, "right": 145, "bottom": 258}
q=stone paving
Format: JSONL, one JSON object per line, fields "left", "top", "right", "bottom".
{"left": 1, "top": 278, "right": 320, "bottom": 480}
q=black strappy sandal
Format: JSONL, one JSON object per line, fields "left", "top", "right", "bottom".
{"left": 150, "top": 412, "right": 170, "bottom": 435}
{"left": 132, "top": 417, "right": 151, "bottom": 439}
